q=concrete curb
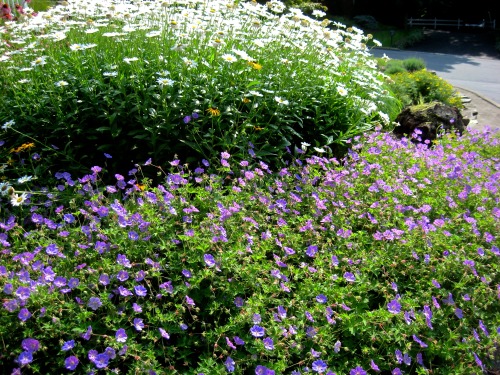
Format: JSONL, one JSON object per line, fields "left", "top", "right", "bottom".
{"left": 454, "top": 86, "right": 500, "bottom": 109}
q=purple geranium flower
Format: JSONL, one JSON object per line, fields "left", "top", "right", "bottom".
{"left": 204, "top": 254, "right": 216, "bottom": 267}
{"left": 87, "top": 297, "right": 102, "bottom": 311}
{"left": 65, "top": 356, "right": 79, "bottom": 370}
{"left": 134, "top": 285, "right": 148, "bottom": 297}
{"left": 18, "top": 308, "right": 31, "bottom": 322}
{"left": 225, "top": 356, "right": 235, "bottom": 372}
{"left": 316, "top": 294, "right": 327, "bottom": 304}
{"left": 185, "top": 295, "right": 195, "bottom": 307}
{"left": 133, "top": 318, "right": 144, "bottom": 331}
{"left": 370, "top": 360, "right": 380, "bottom": 372}
{"left": 263, "top": 337, "right": 274, "bottom": 350}
{"left": 17, "top": 351, "right": 33, "bottom": 366}
{"left": 81, "top": 326, "right": 92, "bottom": 341}
{"left": 93, "top": 353, "right": 109, "bottom": 369}
{"left": 62, "top": 340, "right": 75, "bottom": 351}
{"left": 159, "top": 328, "right": 170, "bottom": 339}
{"left": 412, "top": 335, "right": 428, "bottom": 348}
{"left": 250, "top": 325, "right": 265, "bottom": 338}
{"left": 350, "top": 366, "right": 367, "bottom": 375}
{"left": 234, "top": 297, "right": 244, "bottom": 308}
{"left": 344, "top": 272, "right": 356, "bottom": 282}
{"left": 115, "top": 328, "right": 127, "bottom": 343}
{"left": 312, "top": 360, "right": 328, "bottom": 373}
{"left": 388, "top": 299, "right": 401, "bottom": 314}
{"left": 21, "top": 338, "right": 39, "bottom": 353}
{"left": 306, "top": 245, "right": 318, "bottom": 257}
{"left": 15, "top": 286, "right": 31, "bottom": 301}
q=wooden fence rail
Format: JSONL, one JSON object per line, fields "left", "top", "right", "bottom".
{"left": 407, "top": 18, "right": 496, "bottom": 30}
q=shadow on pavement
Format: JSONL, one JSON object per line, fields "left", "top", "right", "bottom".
{"left": 408, "top": 29, "right": 500, "bottom": 60}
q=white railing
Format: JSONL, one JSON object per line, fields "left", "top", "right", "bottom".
{"left": 407, "top": 18, "right": 496, "bottom": 30}
{"left": 407, "top": 18, "right": 464, "bottom": 29}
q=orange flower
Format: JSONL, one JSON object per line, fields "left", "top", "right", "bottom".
{"left": 206, "top": 107, "right": 221, "bottom": 116}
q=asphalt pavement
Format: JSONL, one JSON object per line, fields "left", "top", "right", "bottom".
{"left": 370, "top": 29, "right": 500, "bottom": 131}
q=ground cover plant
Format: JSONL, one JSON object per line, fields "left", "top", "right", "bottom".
{"left": 1, "top": 124, "right": 499, "bottom": 374}
{"left": 0, "top": 0, "right": 399, "bottom": 180}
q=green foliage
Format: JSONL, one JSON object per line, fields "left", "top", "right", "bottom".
{"left": 384, "top": 59, "right": 407, "bottom": 75}
{"left": 402, "top": 57, "right": 426, "bottom": 72}
{"left": 0, "top": 0, "right": 399, "bottom": 183}
{"left": 370, "top": 28, "right": 425, "bottom": 49}
{"left": 389, "top": 70, "right": 463, "bottom": 108}
{"left": 0, "top": 128, "right": 499, "bottom": 374}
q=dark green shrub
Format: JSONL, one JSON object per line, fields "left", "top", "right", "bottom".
{"left": 384, "top": 60, "right": 407, "bottom": 75}
{"left": 402, "top": 57, "right": 426, "bottom": 72}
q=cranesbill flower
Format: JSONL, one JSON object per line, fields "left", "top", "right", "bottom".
{"left": 17, "top": 351, "right": 33, "bottom": 366}
{"left": 277, "top": 305, "right": 287, "bottom": 319}
{"left": 15, "top": 286, "right": 30, "bottom": 301}
{"left": 344, "top": 272, "right": 356, "bottom": 282}
{"left": 350, "top": 366, "right": 367, "bottom": 375}
{"left": 18, "top": 308, "right": 31, "bottom": 322}
{"left": 387, "top": 299, "right": 401, "bottom": 314}
{"left": 80, "top": 326, "right": 92, "bottom": 341}
{"left": 87, "top": 297, "right": 102, "bottom": 311}
{"left": 115, "top": 328, "right": 127, "bottom": 343}
{"left": 479, "top": 320, "right": 489, "bottom": 336}
{"left": 306, "top": 245, "right": 318, "bottom": 257}
{"left": 133, "top": 318, "right": 144, "bottom": 331}
{"left": 316, "top": 294, "right": 328, "bottom": 304}
{"left": 21, "top": 338, "right": 39, "bottom": 353}
{"left": 93, "top": 353, "right": 109, "bottom": 369}
{"left": 134, "top": 285, "right": 148, "bottom": 297}
{"left": 370, "top": 360, "right": 380, "bottom": 371}
{"left": 234, "top": 297, "right": 244, "bottom": 308}
{"left": 204, "top": 254, "right": 216, "bottom": 267}
{"left": 185, "top": 296, "right": 195, "bottom": 307}
{"left": 225, "top": 356, "right": 235, "bottom": 372}
{"left": 250, "top": 325, "right": 265, "bottom": 337}
{"left": 412, "top": 334, "right": 428, "bottom": 348}
{"left": 64, "top": 356, "right": 79, "bottom": 370}
{"left": 159, "top": 328, "right": 170, "bottom": 339}
{"left": 226, "top": 337, "right": 237, "bottom": 350}
{"left": 312, "top": 360, "right": 328, "bottom": 373}
{"left": 392, "top": 368, "right": 402, "bottom": 375}
{"left": 62, "top": 340, "right": 75, "bottom": 351}
{"left": 334, "top": 340, "right": 341, "bottom": 353}
{"left": 263, "top": 337, "right": 274, "bottom": 350}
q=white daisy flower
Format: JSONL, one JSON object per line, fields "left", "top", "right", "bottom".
{"left": 275, "top": 96, "right": 289, "bottom": 105}
{"left": 69, "top": 44, "right": 84, "bottom": 51}
{"left": 55, "top": 80, "right": 69, "bottom": 87}
{"left": 156, "top": 77, "right": 175, "bottom": 87}
{"left": 17, "top": 175, "right": 33, "bottom": 184}
{"left": 2, "top": 120, "right": 15, "bottom": 130}
{"left": 103, "top": 72, "right": 118, "bottom": 77}
{"left": 31, "top": 56, "right": 48, "bottom": 66}
{"left": 85, "top": 28, "right": 99, "bottom": 34}
{"left": 10, "top": 192, "right": 28, "bottom": 207}
{"left": 221, "top": 54, "right": 237, "bottom": 63}
{"left": 123, "top": 57, "right": 139, "bottom": 64}
{"left": 248, "top": 90, "right": 263, "bottom": 97}
{"left": 18, "top": 79, "right": 30, "bottom": 84}
{"left": 337, "top": 86, "right": 348, "bottom": 96}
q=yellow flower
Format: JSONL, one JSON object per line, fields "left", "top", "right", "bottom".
{"left": 206, "top": 107, "right": 221, "bottom": 116}
{"left": 242, "top": 98, "right": 251, "bottom": 104}
{"left": 10, "top": 142, "right": 35, "bottom": 153}
{"left": 248, "top": 61, "right": 262, "bottom": 70}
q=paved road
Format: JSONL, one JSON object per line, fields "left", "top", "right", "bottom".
{"left": 369, "top": 48, "right": 500, "bottom": 105}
